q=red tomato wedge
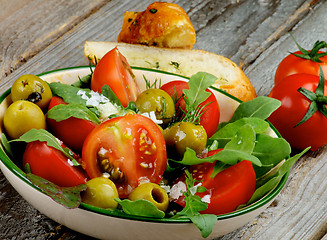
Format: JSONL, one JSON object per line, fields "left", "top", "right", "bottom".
{"left": 23, "top": 141, "right": 88, "bottom": 187}
{"left": 160, "top": 80, "right": 220, "bottom": 138}
{"left": 91, "top": 47, "right": 140, "bottom": 107}
{"left": 47, "top": 96, "right": 98, "bottom": 152}
{"left": 82, "top": 113, "right": 167, "bottom": 198}
{"left": 173, "top": 149, "right": 256, "bottom": 215}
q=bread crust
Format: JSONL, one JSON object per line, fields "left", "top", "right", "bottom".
{"left": 117, "top": 2, "right": 196, "bottom": 49}
{"left": 84, "top": 41, "right": 257, "bottom": 102}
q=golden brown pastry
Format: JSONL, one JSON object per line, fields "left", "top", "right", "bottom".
{"left": 117, "top": 2, "right": 196, "bottom": 49}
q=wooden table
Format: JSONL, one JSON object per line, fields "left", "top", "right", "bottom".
{"left": 1, "top": 0, "right": 327, "bottom": 239}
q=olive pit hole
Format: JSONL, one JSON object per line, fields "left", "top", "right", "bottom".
{"left": 151, "top": 188, "right": 164, "bottom": 203}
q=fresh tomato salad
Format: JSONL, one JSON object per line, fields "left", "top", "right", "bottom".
{"left": 2, "top": 47, "right": 306, "bottom": 238}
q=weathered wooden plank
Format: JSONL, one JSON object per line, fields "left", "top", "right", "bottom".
{"left": 190, "top": 0, "right": 319, "bottom": 68}
{"left": 0, "top": 0, "right": 109, "bottom": 79}
{"left": 0, "top": 0, "right": 34, "bottom": 23}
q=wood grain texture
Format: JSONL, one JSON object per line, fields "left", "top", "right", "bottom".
{"left": 0, "top": 0, "right": 109, "bottom": 79}
{"left": 0, "top": 0, "right": 326, "bottom": 239}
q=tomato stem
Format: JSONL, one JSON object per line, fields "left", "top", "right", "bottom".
{"left": 290, "top": 35, "right": 327, "bottom": 63}
{"left": 296, "top": 66, "right": 327, "bottom": 126}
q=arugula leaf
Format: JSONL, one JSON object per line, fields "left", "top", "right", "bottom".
{"left": 101, "top": 85, "right": 123, "bottom": 108}
{"left": 229, "top": 96, "right": 281, "bottom": 122}
{"left": 0, "top": 133, "right": 14, "bottom": 159}
{"left": 47, "top": 103, "right": 101, "bottom": 124}
{"left": 209, "top": 118, "right": 269, "bottom": 147}
{"left": 71, "top": 73, "right": 92, "bottom": 88}
{"left": 248, "top": 147, "right": 310, "bottom": 204}
{"left": 252, "top": 134, "right": 291, "bottom": 178}
{"left": 179, "top": 72, "right": 217, "bottom": 124}
{"left": 183, "top": 72, "right": 217, "bottom": 110}
{"left": 173, "top": 170, "right": 217, "bottom": 238}
{"left": 10, "top": 129, "right": 77, "bottom": 163}
{"left": 224, "top": 124, "right": 256, "bottom": 153}
{"left": 50, "top": 82, "right": 91, "bottom": 105}
{"left": 49, "top": 82, "right": 128, "bottom": 121}
{"left": 71, "top": 63, "right": 93, "bottom": 88}
{"left": 25, "top": 164, "right": 86, "bottom": 209}
{"left": 178, "top": 147, "right": 261, "bottom": 167}
{"left": 208, "top": 124, "right": 258, "bottom": 178}
{"left": 189, "top": 214, "right": 217, "bottom": 238}
{"left": 176, "top": 124, "right": 262, "bottom": 167}
{"left": 115, "top": 198, "right": 165, "bottom": 218}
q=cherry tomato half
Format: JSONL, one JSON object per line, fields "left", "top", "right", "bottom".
{"left": 91, "top": 47, "right": 140, "bottom": 107}
{"left": 268, "top": 73, "right": 327, "bottom": 151}
{"left": 82, "top": 113, "right": 167, "bottom": 198}
{"left": 47, "top": 96, "right": 98, "bottom": 152}
{"left": 173, "top": 149, "right": 256, "bottom": 215}
{"left": 23, "top": 141, "right": 88, "bottom": 187}
{"left": 160, "top": 80, "right": 220, "bottom": 138}
{"left": 275, "top": 50, "right": 327, "bottom": 85}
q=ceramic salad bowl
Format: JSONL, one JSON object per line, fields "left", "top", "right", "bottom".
{"left": 0, "top": 66, "right": 289, "bottom": 240}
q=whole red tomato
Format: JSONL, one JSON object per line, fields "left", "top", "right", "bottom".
{"left": 91, "top": 47, "right": 140, "bottom": 107}
{"left": 275, "top": 40, "right": 327, "bottom": 85}
{"left": 268, "top": 72, "right": 327, "bottom": 151}
{"left": 160, "top": 80, "right": 220, "bottom": 138}
{"left": 173, "top": 149, "right": 256, "bottom": 215}
{"left": 82, "top": 113, "right": 167, "bottom": 198}
{"left": 23, "top": 141, "right": 88, "bottom": 187}
{"left": 47, "top": 96, "right": 98, "bottom": 152}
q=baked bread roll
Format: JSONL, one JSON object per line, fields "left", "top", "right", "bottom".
{"left": 117, "top": 2, "right": 196, "bottom": 49}
{"left": 84, "top": 41, "right": 257, "bottom": 102}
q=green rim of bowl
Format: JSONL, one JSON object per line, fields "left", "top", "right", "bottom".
{"left": 0, "top": 66, "right": 289, "bottom": 224}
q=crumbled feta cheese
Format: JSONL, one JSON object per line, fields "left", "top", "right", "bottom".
{"left": 97, "top": 101, "right": 120, "bottom": 118}
{"left": 138, "top": 176, "right": 150, "bottom": 184}
{"left": 67, "top": 159, "right": 74, "bottom": 166}
{"left": 176, "top": 129, "right": 186, "bottom": 141}
{"left": 160, "top": 184, "right": 171, "bottom": 194}
{"left": 55, "top": 137, "right": 63, "bottom": 145}
{"left": 201, "top": 194, "right": 211, "bottom": 204}
{"left": 77, "top": 89, "right": 121, "bottom": 118}
{"left": 170, "top": 181, "right": 187, "bottom": 200}
{"left": 189, "top": 183, "right": 202, "bottom": 195}
{"left": 77, "top": 89, "right": 109, "bottom": 107}
{"left": 98, "top": 147, "right": 108, "bottom": 157}
{"left": 140, "top": 111, "right": 163, "bottom": 124}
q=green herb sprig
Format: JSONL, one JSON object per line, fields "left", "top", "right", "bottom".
{"left": 173, "top": 170, "right": 217, "bottom": 238}
{"left": 178, "top": 72, "right": 217, "bottom": 124}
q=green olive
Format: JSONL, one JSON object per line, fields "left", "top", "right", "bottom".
{"left": 135, "top": 89, "right": 175, "bottom": 124}
{"left": 11, "top": 74, "right": 52, "bottom": 110}
{"left": 4, "top": 100, "right": 46, "bottom": 139}
{"left": 163, "top": 122, "right": 207, "bottom": 157}
{"left": 82, "top": 177, "right": 119, "bottom": 209}
{"left": 128, "top": 182, "right": 169, "bottom": 212}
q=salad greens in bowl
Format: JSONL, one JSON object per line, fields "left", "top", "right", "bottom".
{"left": 0, "top": 62, "right": 307, "bottom": 240}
